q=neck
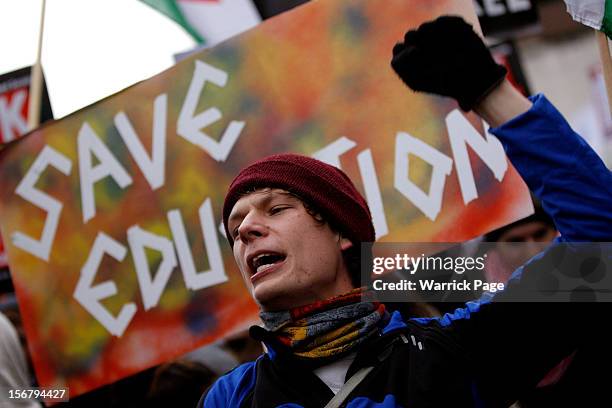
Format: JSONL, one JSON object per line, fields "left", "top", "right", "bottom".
{"left": 258, "top": 287, "right": 387, "bottom": 361}
{"left": 258, "top": 271, "right": 355, "bottom": 312}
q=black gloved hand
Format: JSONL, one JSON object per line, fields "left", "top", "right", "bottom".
{"left": 391, "top": 15, "right": 507, "bottom": 111}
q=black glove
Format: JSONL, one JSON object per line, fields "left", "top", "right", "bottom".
{"left": 391, "top": 15, "right": 507, "bottom": 111}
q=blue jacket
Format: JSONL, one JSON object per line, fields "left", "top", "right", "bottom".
{"left": 200, "top": 95, "right": 612, "bottom": 407}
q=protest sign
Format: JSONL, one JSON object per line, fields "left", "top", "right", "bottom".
{"left": 473, "top": 0, "right": 539, "bottom": 38}
{"left": 0, "top": 0, "right": 532, "bottom": 397}
{"left": 0, "top": 66, "right": 54, "bottom": 145}
{"left": 1, "top": 65, "right": 54, "bottom": 286}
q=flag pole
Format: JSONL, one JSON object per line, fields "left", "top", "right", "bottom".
{"left": 27, "top": 0, "right": 47, "bottom": 131}
{"left": 597, "top": 30, "right": 612, "bottom": 117}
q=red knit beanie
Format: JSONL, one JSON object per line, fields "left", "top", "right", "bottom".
{"left": 222, "top": 153, "right": 375, "bottom": 247}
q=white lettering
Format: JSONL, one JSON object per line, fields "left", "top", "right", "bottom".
{"left": 473, "top": 0, "right": 484, "bottom": 17}
{"left": 357, "top": 149, "right": 389, "bottom": 239}
{"left": 114, "top": 94, "right": 168, "bottom": 190}
{"left": 483, "top": 0, "right": 506, "bottom": 17}
{"left": 0, "top": 89, "right": 28, "bottom": 142}
{"left": 127, "top": 225, "right": 178, "bottom": 310}
{"left": 313, "top": 137, "right": 389, "bottom": 239}
{"left": 312, "top": 136, "right": 356, "bottom": 168}
{"left": 168, "top": 198, "right": 228, "bottom": 290}
{"left": 177, "top": 60, "right": 245, "bottom": 162}
{"left": 446, "top": 110, "right": 507, "bottom": 204}
{"left": 78, "top": 122, "right": 133, "bottom": 223}
{"left": 12, "top": 146, "right": 72, "bottom": 261}
{"left": 507, "top": 0, "right": 531, "bottom": 13}
{"left": 394, "top": 131, "right": 453, "bottom": 221}
{"left": 73, "top": 233, "right": 137, "bottom": 337}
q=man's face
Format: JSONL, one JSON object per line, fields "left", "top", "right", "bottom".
{"left": 227, "top": 189, "right": 354, "bottom": 311}
{"left": 496, "top": 221, "right": 558, "bottom": 269}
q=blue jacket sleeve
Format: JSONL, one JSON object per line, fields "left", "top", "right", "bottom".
{"left": 415, "top": 95, "right": 611, "bottom": 406}
{"left": 198, "top": 360, "right": 258, "bottom": 408}
{"left": 489, "top": 94, "right": 612, "bottom": 242}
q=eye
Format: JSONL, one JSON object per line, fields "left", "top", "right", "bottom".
{"left": 533, "top": 227, "right": 550, "bottom": 240}
{"left": 270, "top": 205, "right": 290, "bottom": 215}
{"left": 231, "top": 225, "right": 239, "bottom": 238}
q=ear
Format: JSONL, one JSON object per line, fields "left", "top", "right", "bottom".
{"left": 339, "top": 236, "right": 353, "bottom": 251}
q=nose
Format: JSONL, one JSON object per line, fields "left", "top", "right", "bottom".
{"left": 237, "top": 212, "right": 268, "bottom": 243}
{"left": 523, "top": 239, "right": 544, "bottom": 259}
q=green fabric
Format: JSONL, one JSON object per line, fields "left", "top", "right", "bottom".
{"left": 140, "top": 0, "right": 204, "bottom": 43}
{"left": 603, "top": 0, "right": 612, "bottom": 39}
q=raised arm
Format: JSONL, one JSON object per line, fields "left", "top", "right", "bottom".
{"left": 391, "top": 15, "right": 612, "bottom": 405}
{"left": 391, "top": 15, "right": 611, "bottom": 242}
{"left": 474, "top": 79, "right": 532, "bottom": 127}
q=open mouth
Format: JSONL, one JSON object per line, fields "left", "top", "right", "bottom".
{"left": 249, "top": 252, "right": 287, "bottom": 276}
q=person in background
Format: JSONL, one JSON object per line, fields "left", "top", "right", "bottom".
{"left": 482, "top": 200, "right": 609, "bottom": 407}
{"left": 0, "top": 311, "right": 40, "bottom": 407}
{"left": 147, "top": 359, "right": 216, "bottom": 407}
{"left": 483, "top": 198, "right": 558, "bottom": 283}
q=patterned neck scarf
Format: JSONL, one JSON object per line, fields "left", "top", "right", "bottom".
{"left": 258, "top": 288, "right": 388, "bottom": 360}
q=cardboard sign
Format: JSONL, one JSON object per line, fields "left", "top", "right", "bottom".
{"left": 0, "top": 66, "right": 54, "bottom": 283}
{"left": 473, "top": 0, "right": 539, "bottom": 38}
{"left": 0, "top": 0, "right": 531, "bottom": 397}
{"left": 0, "top": 66, "right": 54, "bottom": 145}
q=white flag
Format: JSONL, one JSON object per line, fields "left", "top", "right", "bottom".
{"left": 564, "top": 0, "right": 612, "bottom": 38}
{"left": 141, "top": 0, "right": 261, "bottom": 45}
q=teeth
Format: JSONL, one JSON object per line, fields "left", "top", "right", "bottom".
{"left": 253, "top": 253, "right": 274, "bottom": 264}
{"left": 256, "top": 263, "right": 275, "bottom": 274}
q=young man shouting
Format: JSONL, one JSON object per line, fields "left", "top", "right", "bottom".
{"left": 199, "top": 16, "right": 612, "bottom": 407}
